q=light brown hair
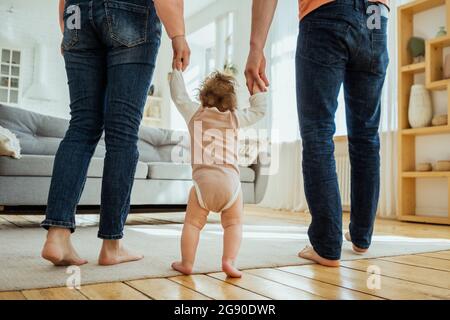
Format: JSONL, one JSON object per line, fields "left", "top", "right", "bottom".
{"left": 199, "top": 72, "right": 237, "bottom": 112}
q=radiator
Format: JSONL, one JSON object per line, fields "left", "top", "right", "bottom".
{"left": 336, "top": 155, "right": 351, "bottom": 211}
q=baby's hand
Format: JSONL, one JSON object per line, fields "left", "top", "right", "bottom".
{"left": 252, "top": 82, "right": 265, "bottom": 94}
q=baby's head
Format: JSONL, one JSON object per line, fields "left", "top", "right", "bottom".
{"left": 199, "top": 72, "right": 237, "bottom": 112}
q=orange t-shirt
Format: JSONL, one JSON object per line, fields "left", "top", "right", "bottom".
{"left": 299, "top": 0, "right": 390, "bottom": 20}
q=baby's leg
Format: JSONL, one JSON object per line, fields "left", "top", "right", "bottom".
{"left": 172, "top": 187, "right": 209, "bottom": 275}
{"left": 221, "top": 192, "right": 243, "bottom": 278}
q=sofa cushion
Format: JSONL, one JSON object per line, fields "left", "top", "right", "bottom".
{"left": 0, "top": 155, "right": 148, "bottom": 179}
{"left": 147, "top": 162, "right": 255, "bottom": 183}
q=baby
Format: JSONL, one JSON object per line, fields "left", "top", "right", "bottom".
{"left": 169, "top": 69, "right": 267, "bottom": 278}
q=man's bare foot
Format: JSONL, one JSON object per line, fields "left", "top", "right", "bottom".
{"left": 41, "top": 227, "right": 88, "bottom": 266}
{"left": 345, "top": 232, "right": 368, "bottom": 254}
{"left": 98, "top": 240, "right": 143, "bottom": 266}
{"left": 171, "top": 261, "right": 193, "bottom": 275}
{"left": 298, "top": 245, "right": 340, "bottom": 267}
{"left": 222, "top": 260, "right": 242, "bottom": 278}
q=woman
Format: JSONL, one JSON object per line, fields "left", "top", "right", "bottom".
{"left": 41, "top": 0, "right": 190, "bottom": 266}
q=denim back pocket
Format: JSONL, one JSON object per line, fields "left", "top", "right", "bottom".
{"left": 105, "top": 0, "right": 149, "bottom": 47}
{"left": 62, "top": 4, "right": 80, "bottom": 51}
{"left": 370, "top": 16, "right": 389, "bottom": 75}
{"left": 298, "top": 20, "right": 350, "bottom": 67}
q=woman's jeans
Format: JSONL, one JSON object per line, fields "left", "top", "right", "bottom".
{"left": 41, "top": 0, "right": 161, "bottom": 239}
{"left": 296, "top": 0, "right": 389, "bottom": 259}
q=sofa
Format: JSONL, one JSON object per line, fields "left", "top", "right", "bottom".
{"left": 0, "top": 105, "right": 268, "bottom": 209}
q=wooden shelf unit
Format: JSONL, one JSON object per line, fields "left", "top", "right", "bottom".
{"left": 397, "top": 0, "right": 450, "bottom": 225}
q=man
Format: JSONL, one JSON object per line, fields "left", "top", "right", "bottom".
{"left": 245, "top": 0, "right": 389, "bottom": 266}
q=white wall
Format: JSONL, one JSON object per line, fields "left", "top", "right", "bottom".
{"left": 0, "top": 0, "right": 70, "bottom": 118}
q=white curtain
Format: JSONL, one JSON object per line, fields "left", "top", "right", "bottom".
{"left": 378, "top": 0, "right": 400, "bottom": 218}
{"left": 258, "top": 0, "right": 308, "bottom": 211}
{"left": 259, "top": 0, "right": 400, "bottom": 218}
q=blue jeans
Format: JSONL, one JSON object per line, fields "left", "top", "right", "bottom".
{"left": 41, "top": 0, "right": 161, "bottom": 239}
{"left": 296, "top": 0, "right": 389, "bottom": 259}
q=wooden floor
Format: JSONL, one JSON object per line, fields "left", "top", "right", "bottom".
{"left": 0, "top": 206, "right": 449, "bottom": 300}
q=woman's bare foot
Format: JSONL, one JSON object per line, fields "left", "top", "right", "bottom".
{"left": 171, "top": 261, "right": 193, "bottom": 275}
{"left": 98, "top": 240, "right": 143, "bottom": 266}
{"left": 41, "top": 227, "right": 88, "bottom": 266}
{"left": 222, "top": 260, "right": 242, "bottom": 278}
{"left": 298, "top": 245, "right": 340, "bottom": 267}
{"left": 345, "top": 232, "right": 368, "bottom": 254}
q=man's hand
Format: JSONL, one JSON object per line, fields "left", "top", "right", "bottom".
{"left": 245, "top": 48, "right": 269, "bottom": 95}
{"left": 172, "top": 36, "right": 191, "bottom": 71}
{"left": 245, "top": 0, "right": 277, "bottom": 95}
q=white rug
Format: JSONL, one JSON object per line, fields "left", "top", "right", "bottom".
{"left": 1, "top": 222, "right": 450, "bottom": 291}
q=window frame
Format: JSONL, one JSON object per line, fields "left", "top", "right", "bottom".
{"left": 0, "top": 48, "right": 22, "bottom": 106}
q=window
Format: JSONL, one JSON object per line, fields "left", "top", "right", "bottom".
{"left": 0, "top": 49, "right": 21, "bottom": 105}
{"left": 171, "top": 12, "right": 236, "bottom": 130}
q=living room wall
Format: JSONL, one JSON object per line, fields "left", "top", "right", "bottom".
{"left": 0, "top": 0, "right": 70, "bottom": 118}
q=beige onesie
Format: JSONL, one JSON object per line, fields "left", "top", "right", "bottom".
{"left": 169, "top": 70, "right": 267, "bottom": 212}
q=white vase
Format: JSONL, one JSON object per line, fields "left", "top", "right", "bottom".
{"left": 408, "top": 84, "right": 433, "bottom": 128}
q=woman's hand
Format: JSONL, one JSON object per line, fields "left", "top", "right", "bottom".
{"left": 172, "top": 35, "right": 191, "bottom": 71}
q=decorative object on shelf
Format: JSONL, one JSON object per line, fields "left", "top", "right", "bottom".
{"left": 436, "top": 26, "right": 447, "bottom": 37}
{"left": 417, "top": 162, "right": 432, "bottom": 172}
{"left": 408, "top": 37, "right": 425, "bottom": 63}
{"left": 444, "top": 54, "right": 450, "bottom": 79}
{"left": 435, "top": 160, "right": 450, "bottom": 172}
{"left": 408, "top": 84, "right": 433, "bottom": 128}
{"left": 431, "top": 114, "right": 448, "bottom": 126}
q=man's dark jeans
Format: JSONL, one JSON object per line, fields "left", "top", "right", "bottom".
{"left": 296, "top": 0, "right": 389, "bottom": 259}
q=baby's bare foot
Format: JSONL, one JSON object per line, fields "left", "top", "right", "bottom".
{"left": 171, "top": 261, "right": 193, "bottom": 275}
{"left": 298, "top": 245, "right": 340, "bottom": 267}
{"left": 222, "top": 260, "right": 242, "bottom": 278}
{"left": 41, "top": 228, "right": 88, "bottom": 266}
{"left": 98, "top": 240, "right": 143, "bottom": 266}
{"left": 345, "top": 232, "right": 368, "bottom": 254}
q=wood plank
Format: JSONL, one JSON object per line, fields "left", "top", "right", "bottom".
{"left": 22, "top": 287, "right": 87, "bottom": 300}
{"left": 403, "top": 171, "right": 450, "bottom": 178}
{"left": 401, "top": 62, "right": 426, "bottom": 73}
{"left": 79, "top": 282, "right": 150, "bottom": 300}
{"left": 279, "top": 265, "right": 450, "bottom": 299}
{"left": 381, "top": 255, "right": 450, "bottom": 272}
{"left": 209, "top": 272, "right": 323, "bottom": 300}
{"left": 397, "top": 214, "right": 450, "bottom": 225}
{"left": 418, "top": 251, "right": 450, "bottom": 260}
{"left": 401, "top": 125, "right": 450, "bottom": 136}
{"left": 127, "top": 278, "right": 210, "bottom": 300}
{"left": 399, "top": 0, "right": 445, "bottom": 14}
{"left": 341, "top": 259, "right": 450, "bottom": 289}
{"left": 170, "top": 275, "right": 269, "bottom": 300}
{"left": 0, "top": 291, "right": 26, "bottom": 300}
{"left": 246, "top": 268, "right": 382, "bottom": 300}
